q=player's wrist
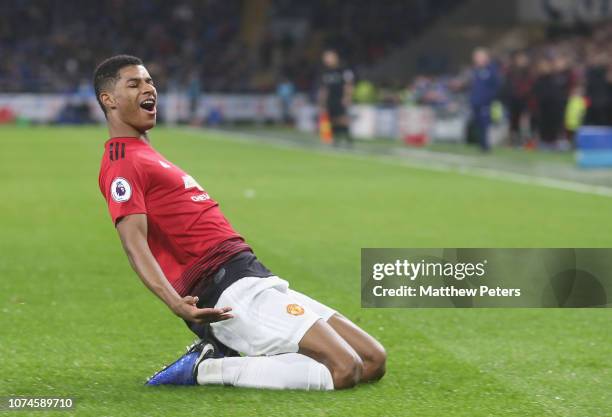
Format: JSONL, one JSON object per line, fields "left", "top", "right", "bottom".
{"left": 168, "top": 297, "right": 187, "bottom": 317}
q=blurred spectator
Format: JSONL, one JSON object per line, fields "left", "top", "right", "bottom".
{"left": 412, "top": 76, "right": 453, "bottom": 110}
{"left": 353, "top": 79, "right": 377, "bottom": 104}
{"left": 584, "top": 50, "right": 612, "bottom": 126}
{"left": 553, "top": 55, "right": 576, "bottom": 139}
{"left": 276, "top": 76, "right": 296, "bottom": 124}
{"left": 534, "top": 58, "right": 566, "bottom": 146}
{"left": 469, "top": 48, "right": 500, "bottom": 152}
{"left": 502, "top": 51, "right": 533, "bottom": 147}
{"left": 565, "top": 84, "right": 587, "bottom": 145}
{"left": 186, "top": 70, "right": 202, "bottom": 124}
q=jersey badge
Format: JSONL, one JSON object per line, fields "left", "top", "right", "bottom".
{"left": 110, "top": 177, "right": 132, "bottom": 203}
{"left": 286, "top": 304, "right": 305, "bottom": 316}
{"left": 182, "top": 175, "right": 204, "bottom": 191}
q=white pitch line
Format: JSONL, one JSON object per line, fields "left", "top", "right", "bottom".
{"left": 393, "top": 157, "right": 612, "bottom": 197}
{"left": 183, "top": 127, "right": 612, "bottom": 198}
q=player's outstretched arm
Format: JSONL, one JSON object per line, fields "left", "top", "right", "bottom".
{"left": 115, "top": 214, "right": 233, "bottom": 324}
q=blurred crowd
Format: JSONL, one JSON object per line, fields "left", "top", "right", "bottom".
{"left": 259, "top": 0, "right": 460, "bottom": 91}
{"left": 400, "top": 23, "right": 612, "bottom": 149}
{"left": 4, "top": 0, "right": 612, "bottom": 148}
{"left": 0, "top": 0, "right": 243, "bottom": 93}
{"left": 1, "top": 0, "right": 461, "bottom": 94}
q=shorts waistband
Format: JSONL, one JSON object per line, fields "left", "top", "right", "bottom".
{"left": 190, "top": 251, "right": 273, "bottom": 308}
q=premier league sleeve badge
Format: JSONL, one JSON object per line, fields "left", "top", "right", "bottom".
{"left": 110, "top": 177, "right": 132, "bottom": 203}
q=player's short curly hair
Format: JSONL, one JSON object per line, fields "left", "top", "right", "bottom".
{"left": 93, "top": 55, "right": 143, "bottom": 117}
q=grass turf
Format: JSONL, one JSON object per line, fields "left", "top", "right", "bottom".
{"left": 0, "top": 125, "right": 611, "bottom": 417}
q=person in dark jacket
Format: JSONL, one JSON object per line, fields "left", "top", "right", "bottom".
{"left": 552, "top": 55, "right": 575, "bottom": 139}
{"left": 584, "top": 51, "right": 612, "bottom": 126}
{"left": 502, "top": 51, "right": 533, "bottom": 147}
{"left": 469, "top": 48, "right": 500, "bottom": 152}
{"left": 533, "top": 58, "right": 566, "bottom": 146}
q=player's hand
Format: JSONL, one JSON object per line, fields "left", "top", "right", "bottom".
{"left": 173, "top": 296, "right": 234, "bottom": 324}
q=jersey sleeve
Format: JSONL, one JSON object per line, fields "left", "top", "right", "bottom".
{"left": 100, "top": 159, "right": 148, "bottom": 225}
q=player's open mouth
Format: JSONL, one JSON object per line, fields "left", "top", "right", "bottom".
{"left": 140, "top": 98, "right": 156, "bottom": 114}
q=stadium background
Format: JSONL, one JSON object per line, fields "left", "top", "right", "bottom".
{"left": 1, "top": 1, "right": 611, "bottom": 416}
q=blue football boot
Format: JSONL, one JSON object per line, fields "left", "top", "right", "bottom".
{"left": 145, "top": 339, "right": 217, "bottom": 386}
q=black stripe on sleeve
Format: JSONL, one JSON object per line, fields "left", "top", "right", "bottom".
{"left": 121, "top": 143, "right": 125, "bottom": 159}
{"left": 109, "top": 142, "right": 114, "bottom": 161}
{"left": 114, "top": 142, "right": 119, "bottom": 161}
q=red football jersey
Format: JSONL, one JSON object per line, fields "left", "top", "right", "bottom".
{"left": 98, "top": 137, "right": 251, "bottom": 296}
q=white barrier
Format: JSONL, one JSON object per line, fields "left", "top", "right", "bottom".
{"left": 0, "top": 93, "right": 501, "bottom": 145}
{"left": 298, "top": 104, "right": 494, "bottom": 145}
{"left": 350, "top": 105, "right": 377, "bottom": 139}
{"left": 299, "top": 104, "right": 438, "bottom": 142}
{"left": 397, "top": 106, "right": 435, "bottom": 140}
{"left": 0, "top": 94, "right": 72, "bottom": 122}
{"left": 0, "top": 93, "right": 309, "bottom": 124}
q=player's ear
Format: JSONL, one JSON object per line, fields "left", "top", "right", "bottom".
{"left": 100, "top": 91, "right": 117, "bottom": 112}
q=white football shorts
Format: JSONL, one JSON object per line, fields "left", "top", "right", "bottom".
{"left": 210, "top": 276, "right": 336, "bottom": 356}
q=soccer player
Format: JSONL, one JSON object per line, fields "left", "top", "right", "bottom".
{"left": 94, "top": 55, "right": 385, "bottom": 390}
{"left": 318, "top": 49, "right": 355, "bottom": 147}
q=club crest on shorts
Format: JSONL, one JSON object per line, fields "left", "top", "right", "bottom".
{"left": 111, "top": 177, "right": 132, "bottom": 203}
{"left": 286, "top": 303, "right": 304, "bottom": 316}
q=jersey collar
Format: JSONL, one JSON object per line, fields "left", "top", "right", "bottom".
{"left": 105, "top": 137, "right": 149, "bottom": 146}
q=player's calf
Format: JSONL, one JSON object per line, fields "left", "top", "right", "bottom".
{"left": 298, "top": 319, "right": 364, "bottom": 389}
{"left": 360, "top": 344, "right": 386, "bottom": 382}
{"left": 328, "top": 353, "right": 363, "bottom": 389}
{"left": 327, "top": 314, "right": 386, "bottom": 383}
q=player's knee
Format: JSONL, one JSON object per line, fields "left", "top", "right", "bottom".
{"left": 363, "top": 344, "right": 387, "bottom": 382}
{"left": 330, "top": 355, "right": 363, "bottom": 389}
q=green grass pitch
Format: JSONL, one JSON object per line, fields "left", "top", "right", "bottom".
{"left": 1, "top": 125, "right": 611, "bottom": 417}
